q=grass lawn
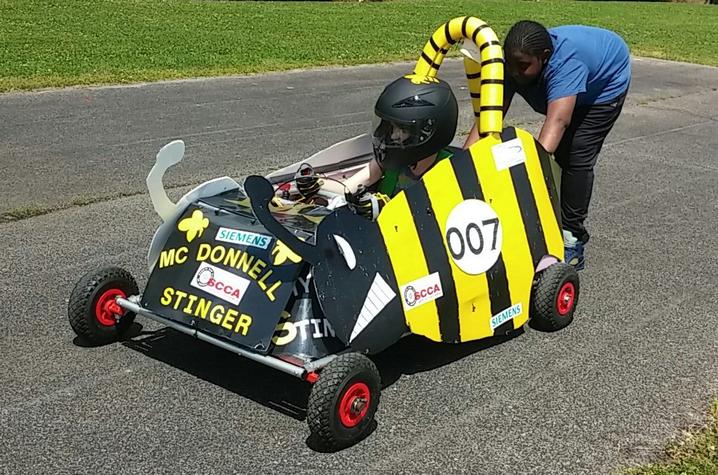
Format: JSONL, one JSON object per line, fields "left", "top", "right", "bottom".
{"left": 626, "top": 401, "right": 718, "bottom": 475}
{"left": 1, "top": 0, "right": 717, "bottom": 92}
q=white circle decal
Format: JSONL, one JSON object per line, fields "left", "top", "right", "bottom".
{"left": 445, "top": 199, "right": 503, "bottom": 275}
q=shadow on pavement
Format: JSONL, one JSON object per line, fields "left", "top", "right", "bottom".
{"left": 122, "top": 326, "right": 311, "bottom": 420}
{"left": 121, "top": 323, "right": 521, "bottom": 422}
{"left": 373, "top": 329, "right": 522, "bottom": 388}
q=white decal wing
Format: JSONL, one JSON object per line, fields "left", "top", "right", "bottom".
{"left": 349, "top": 273, "right": 396, "bottom": 342}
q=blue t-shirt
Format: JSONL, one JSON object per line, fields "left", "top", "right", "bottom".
{"left": 507, "top": 25, "right": 631, "bottom": 113}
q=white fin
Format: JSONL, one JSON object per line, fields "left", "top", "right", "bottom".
{"left": 333, "top": 234, "right": 356, "bottom": 270}
{"left": 146, "top": 140, "right": 185, "bottom": 222}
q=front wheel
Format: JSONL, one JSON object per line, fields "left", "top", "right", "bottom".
{"left": 307, "top": 353, "right": 381, "bottom": 451}
{"left": 68, "top": 266, "right": 138, "bottom": 345}
{"left": 530, "top": 262, "right": 579, "bottom": 332}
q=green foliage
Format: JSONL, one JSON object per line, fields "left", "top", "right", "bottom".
{"left": 0, "top": 0, "right": 716, "bottom": 91}
{"left": 626, "top": 401, "right": 718, "bottom": 475}
{"left": 0, "top": 206, "right": 49, "bottom": 222}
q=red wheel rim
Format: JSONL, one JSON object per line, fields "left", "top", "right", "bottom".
{"left": 95, "top": 289, "right": 126, "bottom": 326}
{"left": 556, "top": 282, "right": 575, "bottom": 316}
{"left": 338, "top": 382, "right": 371, "bottom": 428}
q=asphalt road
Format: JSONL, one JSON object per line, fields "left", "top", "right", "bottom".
{"left": 1, "top": 58, "right": 717, "bottom": 474}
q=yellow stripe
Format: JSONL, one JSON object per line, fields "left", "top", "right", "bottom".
{"left": 421, "top": 157, "right": 493, "bottom": 341}
{"left": 377, "top": 192, "right": 441, "bottom": 341}
{"left": 463, "top": 57, "right": 482, "bottom": 127}
{"left": 480, "top": 44, "right": 504, "bottom": 64}
{"left": 472, "top": 25, "right": 503, "bottom": 135}
{"left": 516, "top": 129, "right": 564, "bottom": 260}
{"left": 470, "top": 135, "right": 535, "bottom": 330}
{"left": 414, "top": 30, "right": 445, "bottom": 77}
{"left": 428, "top": 51, "right": 447, "bottom": 79}
{"left": 465, "top": 17, "right": 488, "bottom": 37}
{"left": 421, "top": 43, "right": 440, "bottom": 67}
{"left": 479, "top": 111, "right": 503, "bottom": 136}
{"left": 447, "top": 16, "right": 466, "bottom": 42}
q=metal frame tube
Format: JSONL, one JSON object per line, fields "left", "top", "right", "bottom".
{"left": 116, "top": 297, "right": 307, "bottom": 379}
{"left": 303, "top": 354, "right": 338, "bottom": 373}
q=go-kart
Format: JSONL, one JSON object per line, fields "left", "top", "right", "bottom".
{"left": 67, "top": 16, "right": 579, "bottom": 450}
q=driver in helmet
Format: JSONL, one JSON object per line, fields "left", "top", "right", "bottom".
{"left": 299, "top": 74, "right": 458, "bottom": 219}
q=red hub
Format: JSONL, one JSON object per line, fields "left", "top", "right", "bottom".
{"left": 338, "top": 382, "right": 370, "bottom": 428}
{"left": 94, "top": 289, "right": 126, "bottom": 326}
{"left": 556, "top": 282, "right": 576, "bottom": 316}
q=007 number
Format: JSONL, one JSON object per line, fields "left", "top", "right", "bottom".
{"left": 446, "top": 218, "right": 499, "bottom": 260}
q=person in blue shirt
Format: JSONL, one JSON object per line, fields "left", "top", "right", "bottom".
{"left": 465, "top": 21, "right": 631, "bottom": 270}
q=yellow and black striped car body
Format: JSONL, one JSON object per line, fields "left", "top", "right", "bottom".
{"left": 244, "top": 16, "right": 565, "bottom": 351}
{"left": 245, "top": 125, "right": 562, "bottom": 349}
{"left": 376, "top": 127, "right": 562, "bottom": 343}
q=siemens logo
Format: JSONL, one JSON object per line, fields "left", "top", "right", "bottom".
{"left": 215, "top": 227, "right": 272, "bottom": 250}
{"left": 490, "top": 303, "right": 522, "bottom": 330}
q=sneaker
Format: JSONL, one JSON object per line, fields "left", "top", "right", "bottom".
{"left": 562, "top": 229, "right": 586, "bottom": 270}
{"left": 564, "top": 241, "right": 585, "bottom": 271}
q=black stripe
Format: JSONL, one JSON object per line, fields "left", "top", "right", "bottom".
{"left": 445, "top": 22, "right": 457, "bottom": 45}
{"left": 420, "top": 52, "right": 439, "bottom": 70}
{"left": 429, "top": 37, "right": 448, "bottom": 54}
{"left": 480, "top": 40, "right": 501, "bottom": 51}
{"left": 481, "top": 58, "right": 504, "bottom": 67}
{"left": 471, "top": 23, "right": 489, "bottom": 44}
{"left": 480, "top": 79, "right": 503, "bottom": 85}
{"left": 429, "top": 37, "right": 440, "bottom": 53}
{"left": 405, "top": 184, "right": 460, "bottom": 343}
{"left": 450, "top": 151, "right": 513, "bottom": 335}
{"left": 376, "top": 231, "right": 412, "bottom": 343}
{"left": 489, "top": 258, "right": 514, "bottom": 335}
{"left": 473, "top": 111, "right": 481, "bottom": 117}
{"left": 461, "top": 17, "right": 470, "bottom": 39}
{"left": 466, "top": 72, "right": 481, "bottom": 80}
{"left": 480, "top": 105, "right": 503, "bottom": 112}
{"left": 449, "top": 150, "right": 481, "bottom": 200}
{"left": 501, "top": 127, "right": 548, "bottom": 267}
{"left": 536, "top": 140, "right": 562, "bottom": 230}
{"left": 470, "top": 92, "right": 481, "bottom": 99}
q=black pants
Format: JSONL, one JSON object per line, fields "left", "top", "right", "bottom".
{"left": 553, "top": 91, "right": 627, "bottom": 244}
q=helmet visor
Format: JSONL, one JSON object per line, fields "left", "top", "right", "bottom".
{"left": 371, "top": 116, "right": 437, "bottom": 149}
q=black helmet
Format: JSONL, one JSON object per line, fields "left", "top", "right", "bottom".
{"left": 372, "top": 75, "right": 458, "bottom": 171}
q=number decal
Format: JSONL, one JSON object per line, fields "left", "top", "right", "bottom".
{"left": 445, "top": 200, "right": 503, "bottom": 275}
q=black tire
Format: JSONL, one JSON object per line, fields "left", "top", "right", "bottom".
{"left": 530, "top": 262, "right": 579, "bottom": 332}
{"left": 307, "top": 353, "right": 381, "bottom": 451}
{"left": 68, "top": 266, "right": 138, "bottom": 345}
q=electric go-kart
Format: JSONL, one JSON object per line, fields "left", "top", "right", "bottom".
{"left": 68, "top": 17, "right": 579, "bottom": 450}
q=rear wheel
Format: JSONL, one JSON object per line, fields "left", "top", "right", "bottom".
{"left": 307, "top": 353, "right": 381, "bottom": 451}
{"left": 530, "top": 262, "right": 579, "bottom": 332}
{"left": 68, "top": 266, "right": 138, "bottom": 345}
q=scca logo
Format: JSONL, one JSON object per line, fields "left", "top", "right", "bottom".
{"left": 404, "top": 284, "right": 441, "bottom": 307}
{"left": 404, "top": 285, "right": 417, "bottom": 306}
{"left": 190, "top": 263, "right": 251, "bottom": 306}
{"left": 195, "top": 267, "right": 242, "bottom": 300}
{"left": 400, "top": 272, "right": 443, "bottom": 311}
